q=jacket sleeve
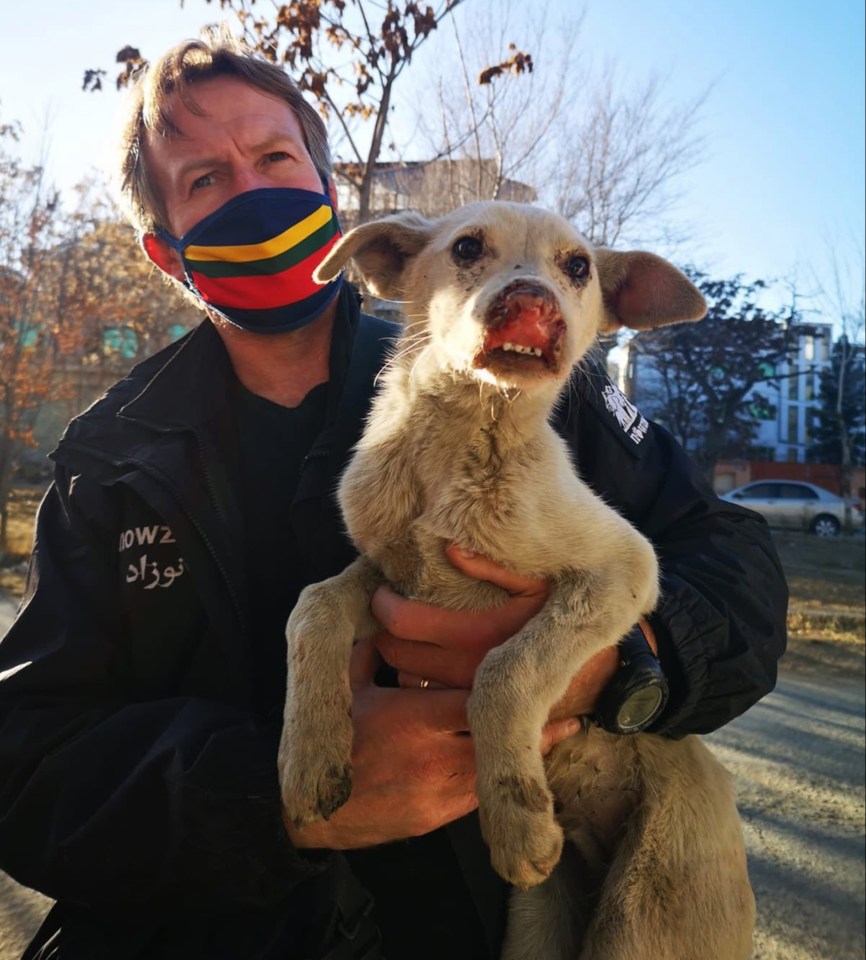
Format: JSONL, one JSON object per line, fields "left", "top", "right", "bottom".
{"left": 0, "top": 473, "right": 329, "bottom": 909}
{"left": 557, "top": 368, "right": 788, "bottom": 738}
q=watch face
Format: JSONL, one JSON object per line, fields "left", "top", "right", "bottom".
{"left": 616, "top": 685, "right": 666, "bottom": 732}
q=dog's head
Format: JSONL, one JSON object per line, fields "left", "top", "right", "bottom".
{"left": 316, "top": 202, "right": 706, "bottom": 392}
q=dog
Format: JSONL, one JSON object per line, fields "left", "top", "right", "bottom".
{"left": 278, "top": 201, "right": 756, "bottom": 959}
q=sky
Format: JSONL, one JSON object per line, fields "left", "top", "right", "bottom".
{"left": 1, "top": 0, "right": 863, "bottom": 328}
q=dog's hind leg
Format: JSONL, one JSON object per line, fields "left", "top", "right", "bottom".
{"left": 278, "top": 556, "right": 384, "bottom": 828}
{"left": 575, "top": 737, "right": 755, "bottom": 960}
{"left": 501, "top": 843, "right": 597, "bottom": 960}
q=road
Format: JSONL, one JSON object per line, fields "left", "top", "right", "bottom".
{"left": 0, "top": 595, "right": 863, "bottom": 959}
{"left": 706, "top": 661, "right": 865, "bottom": 960}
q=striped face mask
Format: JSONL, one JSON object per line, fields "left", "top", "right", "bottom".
{"left": 157, "top": 187, "right": 343, "bottom": 334}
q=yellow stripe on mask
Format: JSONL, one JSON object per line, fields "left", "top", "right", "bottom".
{"left": 185, "top": 204, "right": 333, "bottom": 263}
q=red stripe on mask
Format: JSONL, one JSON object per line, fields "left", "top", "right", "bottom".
{"left": 189, "top": 232, "right": 341, "bottom": 310}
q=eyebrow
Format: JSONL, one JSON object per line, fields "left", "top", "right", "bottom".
{"left": 175, "top": 132, "right": 304, "bottom": 184}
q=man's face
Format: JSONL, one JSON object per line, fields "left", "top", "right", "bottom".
{"left": 144, "top": 74, "right": 323, "bottom": 240}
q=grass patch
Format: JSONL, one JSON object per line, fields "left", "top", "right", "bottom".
{"left": 772, "top": 530, "right": 865, "bottom": 610}
{"left": 0, "top": 487, "right": 44, "bottom": 596}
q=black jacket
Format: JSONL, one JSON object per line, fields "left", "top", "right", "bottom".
{"left": 0, "top": 291, "right": 787, "bottom": 959}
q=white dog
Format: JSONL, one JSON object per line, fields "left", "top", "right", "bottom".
{"left": 278, "top": 202, "right": 756, "bottom": 959}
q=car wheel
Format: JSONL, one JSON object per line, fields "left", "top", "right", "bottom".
{"left": 811, "top": 514, "right": 841, "bottom": 537}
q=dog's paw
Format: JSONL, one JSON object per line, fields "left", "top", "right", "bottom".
{"left": 480, "top": 777, "right": 564, "bottom": 889}
{"left": 278, "top": 715, "right": 354, "bottom": 828}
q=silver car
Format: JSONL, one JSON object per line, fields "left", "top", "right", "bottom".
{"left": 720, "top": 480, "right": 864, "bottom": 536}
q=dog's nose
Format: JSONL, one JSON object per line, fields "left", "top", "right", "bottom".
{"left": 489, "top": 280, "right": 559, "bottom": 329}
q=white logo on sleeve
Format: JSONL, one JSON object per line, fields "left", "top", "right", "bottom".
{"left": 118, "top": 525, "right": 185, "bottom": 590}
{"left": 601, "top": 383, "right": 649, "bottom": 445}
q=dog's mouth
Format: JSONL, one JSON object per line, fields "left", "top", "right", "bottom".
{"left": 474, "top": 281, "right": 566, "bottom": 377}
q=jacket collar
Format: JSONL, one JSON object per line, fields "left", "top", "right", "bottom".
{"left": 118, "top": 318, "right": 242, "bottom": 433}
{"left": 116, "top": 284, "right": 364, "bottom": 435}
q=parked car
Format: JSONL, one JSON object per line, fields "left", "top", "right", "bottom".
{"left": 720, "top": 480, "right": 864, "bottom": 536}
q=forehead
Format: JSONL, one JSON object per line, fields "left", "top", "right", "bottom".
{"left": 433, "top": 203, "right": 586, "bottom": 254}
{"left": 143, "top": 75, "right": 305, "bottom": 162}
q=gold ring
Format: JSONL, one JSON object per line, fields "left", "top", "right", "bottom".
{"left": 419, "top": 677, "right": 430, "bottom": 689}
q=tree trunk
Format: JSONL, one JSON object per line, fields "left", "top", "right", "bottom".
{"left": 835, "top": 345, "right": 853, "bottom": 534}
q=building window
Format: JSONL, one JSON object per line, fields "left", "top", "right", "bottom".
{"left": 787, "top": 448, "right": 799, "bottom": 463}
{"left": 748, "top": 398, "right": 777, "bottom": 421}
{"left": 804, "top": 377, "right": 814, "bottom": 402}
{"left": 787, "top": 406, "right": 799, "bottom": 443}
{"left": 818, "top": 334, "right": 830, "bottom": 362}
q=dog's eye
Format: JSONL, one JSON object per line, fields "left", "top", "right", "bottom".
{"left": 452, "top": 235, "right": 484, "bottom": 264}
{"left": 562, "top": 254, "right": 590, "bottom": 282}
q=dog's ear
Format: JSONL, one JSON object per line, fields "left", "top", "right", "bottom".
{"left": 594, "top": 249, "right": 707, "bottom": 332}
{"left": 314, "top": 211, "right": 434, "bottom": 300}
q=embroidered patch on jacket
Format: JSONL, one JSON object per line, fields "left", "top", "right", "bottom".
{"left": 601, "top": 382, "right": 649, "bottom": 446}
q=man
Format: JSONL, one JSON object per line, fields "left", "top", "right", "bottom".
{"left": 0, "top": 32, "right": 786, "bottom": 960}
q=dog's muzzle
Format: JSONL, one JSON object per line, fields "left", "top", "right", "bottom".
{"left": 475, "top": 280, "right": 567, "bottom": 374}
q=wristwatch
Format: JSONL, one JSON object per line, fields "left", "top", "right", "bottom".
{"left": 594, "top": 625, "right": 669, "bottom": 734}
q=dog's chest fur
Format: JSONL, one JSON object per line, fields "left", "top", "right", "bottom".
{"left": 338, "top": 368, "right": 607, "bottom": 611}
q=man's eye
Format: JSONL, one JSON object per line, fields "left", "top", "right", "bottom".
{"left": 265, "top": 151, "right": 290, "bottom": 163}
{"left": 191, "top": 173, "right": 213, "bottom": 191}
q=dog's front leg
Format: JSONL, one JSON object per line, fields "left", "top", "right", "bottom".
{"left": 469, "top": 570, "right": 647, "bottom": 889}
{"left": 278, "top": 556, "right": 384, "bottom": 828}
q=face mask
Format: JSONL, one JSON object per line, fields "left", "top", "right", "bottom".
{"left": 157, "top": 187, "right": 343, "bottom": 334}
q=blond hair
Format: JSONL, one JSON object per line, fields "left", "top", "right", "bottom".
{"left": 117, "top": 28, "right": 331, "bottom": 235}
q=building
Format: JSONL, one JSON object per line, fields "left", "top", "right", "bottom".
{"left": 334, "top": 158, "right": 536, "bottom": 224}
{"left": 620, "top": 322, "right": 836, "bottom": 465}
{"left": 752, "top": 322, "right": 834, "bottom": 463}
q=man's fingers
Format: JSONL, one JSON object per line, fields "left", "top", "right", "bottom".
{"left": 375, "top": 630, "right": 479, "bottom": 688}
{"left": 445, "top": 543, "right": 548, "bottom": 598}
{"left": 371, "top": 587, "right": 493, "bottom": 647}
{"left": 349, "top": 636, "right": 381, "bottom": 690}
{"left": 540, "top": 716, "right": 584, "bottom": 755}
{"left": 397, "top": 670, "right": 449, "bottom": 691}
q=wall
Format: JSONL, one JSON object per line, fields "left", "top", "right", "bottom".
{"left": 714, "top": 459, "right": 866, "bottom": 502}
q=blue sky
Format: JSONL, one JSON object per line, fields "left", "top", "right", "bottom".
{"left": 1, "top": 0, "right": 863, "bottom": 327}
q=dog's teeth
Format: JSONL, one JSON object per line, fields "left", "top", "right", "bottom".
{"left": 498, "top": 342, "right": 542, "bottom": 357}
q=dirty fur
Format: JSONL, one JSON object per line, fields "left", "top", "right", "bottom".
{"left": 278, "top": 202, "right": 756, "bottom": 959}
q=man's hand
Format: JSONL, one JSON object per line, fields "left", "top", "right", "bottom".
{"left": 372, "top": 544, "right": 549, "bottom": 689}
{"left": 284, "top": 636, "right": 579, "bottom": 850}
{"left": 372, "top": 544, "right": 656, "bottom": 719}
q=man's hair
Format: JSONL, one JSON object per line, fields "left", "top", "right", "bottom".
{"left": 118, "top": 28, "right": 331, "bottom": 235}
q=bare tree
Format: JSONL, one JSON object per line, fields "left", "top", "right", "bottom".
{"left": 412, "top": 0, "right": 571, "bottom": 209}
{"left": 809, "top": 243, "right": 866, "bottom": 530}
{"left": 628, "top": 272, "right": 806, "bottom": 476}
{"left": 550, "top": 68, "right": 706, "bottom": 248}
{"left": 0, "top": 116, "right": 71, "bottom": 550}
{"left": 414, "top": 2, "right": 706, "bottom": 250}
